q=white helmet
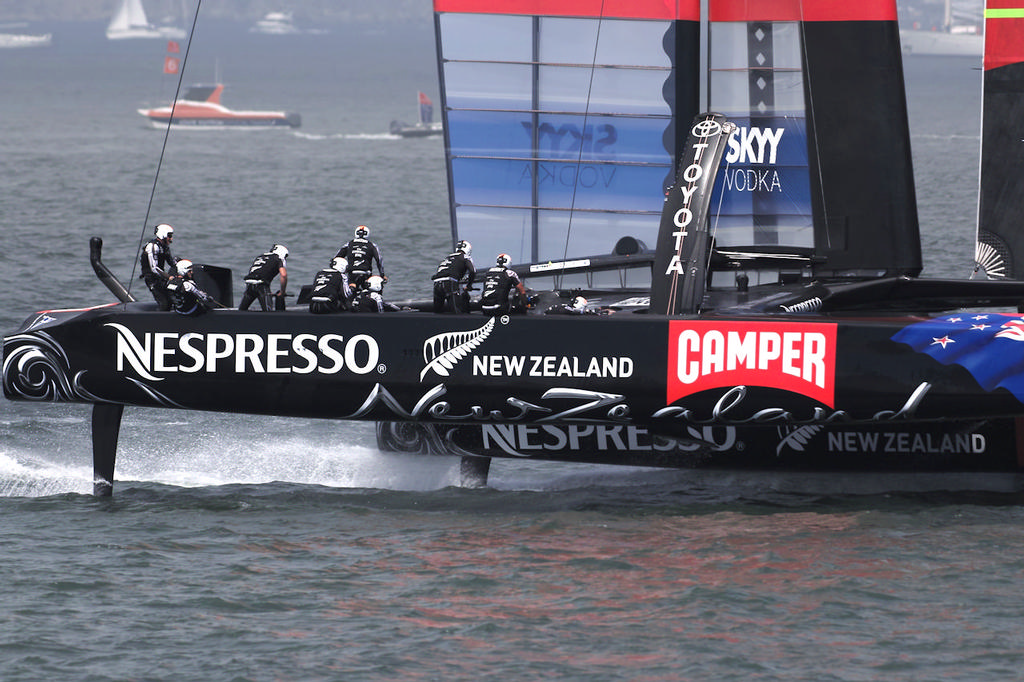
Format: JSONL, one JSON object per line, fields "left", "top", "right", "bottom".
{"left": 271, "top": 244, "right": 289, "bottom": 259}
{"left": 571, "top": 295, "right": 588, "bottom": 310}
{"left": 496, "top": 253, "right": 510, "bottom": 267}
{"left": 155, "top": 223, "right": 174, "bottom": 240}
{"left": 355, "top": 225, "right": 369, "bottom": 238}
{"left": 331, "top": 257, "right": 347, "bottom": 273}
{"left": 457, "top": 240, "right": 472, "bottom": 257}
{"left": 176, "top": 259, "right": 193, "bottom": 276}
{"left": 367, "top": 275, "right": 384, "bottom": 292}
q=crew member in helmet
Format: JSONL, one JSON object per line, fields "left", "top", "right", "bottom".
{"left": 431, "top": 239, "right": 475, "bottom": 313}
{"left": 308, "top": 257, "right": 351, "bottom": 314}
{"left": 140, "top": 223, "right": 178, "bottom": 310}
{"left": 239, "top": 244, "right": 289, "bottom": 311}
{"left": 335, "top": 225, "right": 385, "bottom": 293}
{"left": 480, "top": 253, "right": 527, "bottom": 316}
{"left": 544, "top": 294, "right": 605, "bottom": 315}
{"left": 352, "top": 275, "right": 399, "bottom": 312}
{"left": 166, "top": 260, "right": 219, "bottom": 316}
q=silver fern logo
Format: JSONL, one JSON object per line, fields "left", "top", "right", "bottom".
{"left": 775, "top": 425, "right": 824, "bottom": 455}
{"left": 420, "top": 318, "right": 495, "bottom": 381}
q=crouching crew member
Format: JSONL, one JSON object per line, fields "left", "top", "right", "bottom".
{"left": 140, "top": 223, "right": 177, "bottom": 310}
{"left": 480, "top": 253, "right": 527, "bottom": 316}
{"left": 239, "top": 244, "right": 288, "bottom": 311}
{"left": 544, "top": 295, "right": 606, "bottom": 315}
{"left": 336, "top": 225, "right": 385, "bottom": 293}
{"left": 431, "top": 239, "right": 475, "bottom": 313}
{"left": 166, "top": 260, "right": 219, "bottom": 316}
{"left": 352, "top": 275, "right": 399, "bottom": 312}
{"left": 309, "top": 257, "right": 350, "bottom": 314}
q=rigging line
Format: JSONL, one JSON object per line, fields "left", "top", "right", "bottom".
{"left": 559, "top": 0, "right": 607, "bottom": 286}
{"left": 127, "top": 0, "right": 203, "bottom": 302}
{"left": 706, "top": 154, "right": 732, "bottom": 289}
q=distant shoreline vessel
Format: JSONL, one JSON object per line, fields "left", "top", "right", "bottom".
{"left": 250, "top": 11, "right": 301, "bottom": 35}
{"left": 0, "top": 32, "right": 51, "bottom": 49}
{"left": 137, "top": 84, "right": 301, "bottom": 129}
{"left": 389, "top": 92, "right": 442, "bottom": 137}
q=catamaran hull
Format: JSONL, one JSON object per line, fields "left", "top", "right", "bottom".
{"left": 6, "top": 304, "right": 1024, "bottom": 453}
{"left": 377, "top": 419, "right": 1024, "bottom": 474}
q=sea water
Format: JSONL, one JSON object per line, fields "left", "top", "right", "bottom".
{"left": 2, "top": 19, "right": 1021, "bottom": 681}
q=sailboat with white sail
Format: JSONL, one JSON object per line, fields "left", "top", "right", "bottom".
{"left": 106, "top": 0, "right": 186, "bottom": 40}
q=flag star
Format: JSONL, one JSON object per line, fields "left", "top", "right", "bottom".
{"left": 972, "top": 315, "right": 989, "bottom": 320}
{"left": 971, "top": 324, "right": 991, "bottom": 331}
{"left": 931, "top": 336, "right": 955, "bottom": 348}
{"left": 947, "top": 317, "right": 962, "bottom": 323}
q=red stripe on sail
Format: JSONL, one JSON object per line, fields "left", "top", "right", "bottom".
{"left": 984, "top": 2, "right": 1024, "bottom": 70}
{"left": 710, "top": 0, "right": 896, "bottom": 22}
{"left": 434, "top": 0, "right": 699, "bottom": 21}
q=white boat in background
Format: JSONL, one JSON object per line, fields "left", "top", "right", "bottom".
{"left": 0, "top": 32, "right": 52, "bottom": 49}
{"left": 107, "top": 0, "right": 186, "bottom": 40}
{"left": 250, "top": 11, "right": 300, "bottom": 35}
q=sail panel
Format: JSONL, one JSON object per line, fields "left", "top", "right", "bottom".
{"left": 704, "top": 1, "right": 919, "bottom": 278}
{"left": 709, "top": 0, "right": 896, "bottom": 22}
{"left": 801, "top": 18, "right": 920, "bottom": 276}
{"left": 435, "top": 0, "right": 699, "bottom": 21}
{"left": 436, "top": 8, "right": 699, "bottom": 268}
{"left": 707, "top": 21, "right": 814, "bottom": 251}
{"left": 452, "top": 206, "right": 656, "bottom": 267}
{"left": 977, "top": 1, "right": 1024, "bottom": 278}
{"left": 984, "top": 1, "right": 1024, "bottom": 70}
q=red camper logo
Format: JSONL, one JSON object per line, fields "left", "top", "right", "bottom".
{"left": 667, "top": 321, "right": 837, "bottom": 407}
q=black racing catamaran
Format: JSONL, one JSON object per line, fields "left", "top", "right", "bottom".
{"left": 6, "top": 0, "right": 1024, "bottom": 495}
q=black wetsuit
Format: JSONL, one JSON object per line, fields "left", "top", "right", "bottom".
{"left": 352, "top": 289, "right": 398, "bottom": 313}
{"left": 239, "top": 252, "right": 285, "bottom": 311}
{"left": 140, "top": 238, "right": 176, "bottom": 310}
{"left": 543, "top": 303, "right": 603, "bottom": 316}
{"left": 308, "top": 268, "right": 350, "bottom": 314}
{"left": 431, "top": 251, "right": 476, "bottom": 313}
{"left": 336, "top": 237, "right": 384, "bottom": 291}
{"left": 166, "top": 275, "right": 215, "bottom": 316}
{"left": 480, "top": 266, "right": 524, "bottom": 316}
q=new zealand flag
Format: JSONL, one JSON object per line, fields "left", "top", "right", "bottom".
{"left": 891, "top": 313, "right": 1024, "bottom": 402}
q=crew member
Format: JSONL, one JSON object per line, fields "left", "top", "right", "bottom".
{"left": 166, "top": 259, "right": 219, "bottom": 316}
{"left": 480, "top": 253, "right": 527, "bottom": 316}
{"left": 335, "top": 225, "right": 385, "bottom": 293}
{"left": 140, "top": 223, "right": 178, "bottom": 310}
{"left": 239, "top": 244, "right": 288, "bottom": 311}
{"left": 544, "top": 295, "right": 607, "bottom": 315}
{"left": 309, "top": 257, "right": 350, "bottom": 314}
{"left": 431, "top": 239, "right": 475, "bottom": 313}
{"left": 351, "top": 275, "right": 399, "bottom": 312}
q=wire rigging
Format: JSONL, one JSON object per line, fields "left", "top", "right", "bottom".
{"left": 127, "top": 0, "right": 203, "bottom": 301}
{"left": 557, "top": 0, "right": 607, "bottom": 288}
